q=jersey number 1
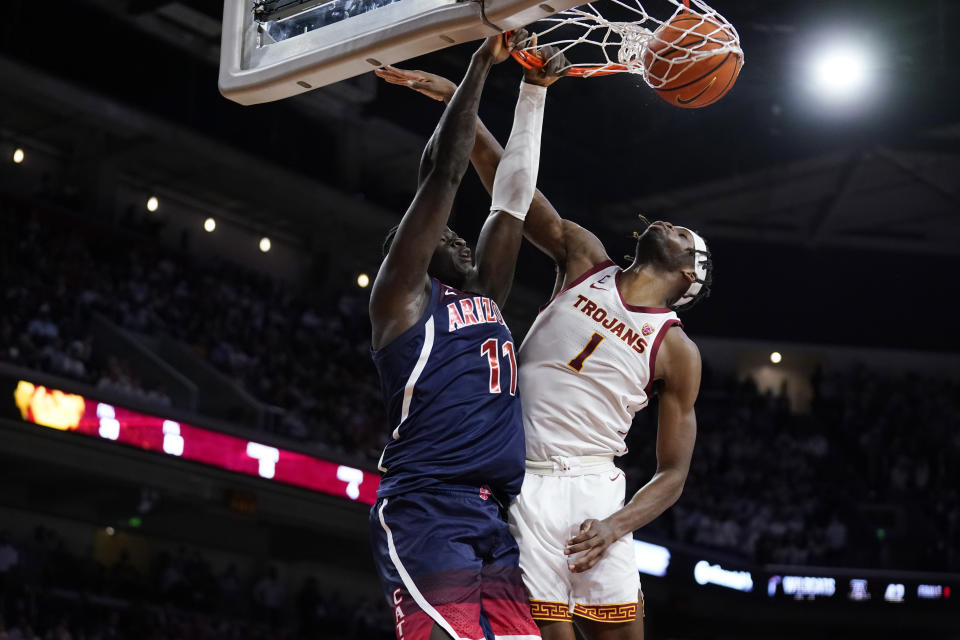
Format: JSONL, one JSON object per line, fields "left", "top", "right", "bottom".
{"left": 568, "top": 332, "right": 604, "bottom": 372}
{"left": 481, "top": 339, "right": 517, "bottom": 395}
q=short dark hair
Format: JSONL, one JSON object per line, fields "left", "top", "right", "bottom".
{"left": 382, "top": 224, "right": 400, "bottom": 257}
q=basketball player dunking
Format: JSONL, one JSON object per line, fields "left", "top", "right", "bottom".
{"left": 378, "top": 63, "right": 711, "bottom": 640}
{"left": 369, "top": 35, "right": 567, "bottom": 640}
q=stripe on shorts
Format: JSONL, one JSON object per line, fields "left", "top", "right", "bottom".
{"left": 572, "top": 602, "right": 638, "bottom": 623}
{"left": 529, "top": 599, "right": 571, "bottom": 621}
{"left": 377, "top": 499, "right": 481, "bottom": 640}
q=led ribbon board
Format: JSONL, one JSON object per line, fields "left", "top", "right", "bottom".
{"left": 13, "top": 380, "right": 379, "bottom": 505}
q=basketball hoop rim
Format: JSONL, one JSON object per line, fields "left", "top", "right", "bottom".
{"left": 503, "top": 0, "right": 700, "bottom": 79}
{"left": 505, "top": 34, "right": 629, "bottom": 77}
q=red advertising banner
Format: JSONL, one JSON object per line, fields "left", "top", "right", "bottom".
{"left": 13, "top": 380, "right": 379, "bottom": 505}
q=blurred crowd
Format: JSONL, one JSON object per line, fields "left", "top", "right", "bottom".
{"left": 0, "top": 526, "right": 392, "bottom": 640}
{"left": 624, "top": 369, "right": 960, "bottom": 571}
{"left": 0, "top": 199, "right": 386, "bottom": 459}
{"left": 2, "top": 197, "right": 959, "bottom": 573}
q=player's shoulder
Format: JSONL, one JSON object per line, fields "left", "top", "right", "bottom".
{"left": 561, "top": 220, "right": 609, "bottom": 266}
{"left": 558, "top": 223, "right": 612, "bottom": 287}
{"left": 660, "top": 324, "right": 701, "bottom": 371}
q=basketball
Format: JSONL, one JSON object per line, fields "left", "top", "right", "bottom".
{"left": 642, "top": 11, "right": 743, "bottom": 108}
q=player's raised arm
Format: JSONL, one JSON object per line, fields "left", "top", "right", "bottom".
{"left": 369, "top": 37, "right": 508, "bottom": 350}
{"left": 471, "top": 112, "right": 610, "bottom": 299}
{"left": 564, "top": 326, "right": 701, "bottom": 573}
{"left": 377, "top": 57, "right": 608, "bottom": 292}
{"left": 466, "top": 42, "right": 566, "bottom": 307}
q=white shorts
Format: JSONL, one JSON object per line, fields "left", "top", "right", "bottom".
{"left": 508, "top": 456, "right": 641, "bottom": 624}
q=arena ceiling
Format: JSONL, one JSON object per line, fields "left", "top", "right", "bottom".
{"left": 2, "top": 0, "right": 958, "bottom": 349}
{"left": 6, "top": 1, "right": 955, "bottom": 248}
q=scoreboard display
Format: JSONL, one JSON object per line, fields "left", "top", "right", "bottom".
{"left": 632, "top": 540, "right": 958, "bottom": 611}
{"left": 764, "top": 573, "right": 952, "bottom": 605}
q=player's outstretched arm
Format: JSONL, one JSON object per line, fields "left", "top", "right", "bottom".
{"left": 468, "top": 40, "right": 564, "bottom": 307}
{"left": 564, "top": 327, "right": 701, "bottom": 573}
{"left": 369, "top": 38, "right": 507, "bottom": 350}
{"left": 375, "top": 61, "right": 608, "bottom": 296}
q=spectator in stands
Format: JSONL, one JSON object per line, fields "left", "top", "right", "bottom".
{"left": 252, "top": 566, "right": 283, "bottom": 625}
{"left": 0, "top": 523, "right": 393, "bottom": 640}
{"left": 109, "top": 550, "right": 142, "bottom": 599}
{"left": 0, "top": 533, "right": 17, "bottom": 578}
{"left": 621, "top": 369, "right": 959, "bottom": 570}
{"left": 4, "top": 616, "right": 36, "bottom": 640}
{"left": 2, "top": 199, "right": 386, "bottom": 456}
{"left": 296, "top": 576, "right": 321, "bottom": 637}
{"left": 219, "top": 563, "right": 244, "bottom": 615}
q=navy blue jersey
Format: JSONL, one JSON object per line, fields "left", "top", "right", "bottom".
{"left": 372, "top": 279, "right": 525, "bottom": 500}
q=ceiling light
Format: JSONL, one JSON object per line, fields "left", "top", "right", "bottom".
{"left": 809, "top": 43, "right": 873, "bottom": 103}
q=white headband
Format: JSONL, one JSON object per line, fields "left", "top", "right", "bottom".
{"left": 673, "top": 227, "right": 709, "bottom": 309}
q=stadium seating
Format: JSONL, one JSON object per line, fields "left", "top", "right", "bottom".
{"left": 2, "top": 197, "right": 958, "bottom": 576}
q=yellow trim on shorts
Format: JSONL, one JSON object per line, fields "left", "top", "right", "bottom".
{"left": 572, "top": 601, "right": 639, "bottom": 623}
{"left": 528, "top": 600, "right": 571, "bottom": 621}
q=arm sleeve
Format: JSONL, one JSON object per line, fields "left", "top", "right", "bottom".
{"left": 490, "top": 81, "right": 547, "bottom": 221}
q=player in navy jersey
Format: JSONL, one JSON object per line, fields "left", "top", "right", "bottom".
{"left": 368, "top": 34, "right": 566, "bottom": 640}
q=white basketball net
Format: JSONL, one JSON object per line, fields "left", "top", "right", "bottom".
{"left": 513, "top": 0, "right": 742, "bottom": 88}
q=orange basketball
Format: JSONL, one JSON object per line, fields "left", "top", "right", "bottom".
{"left": 642, "top": 11, "right": 743, "bottom": 109}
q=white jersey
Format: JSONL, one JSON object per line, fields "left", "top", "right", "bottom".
{"left": 518, "top": 261, "right": 681, "bottom": 460}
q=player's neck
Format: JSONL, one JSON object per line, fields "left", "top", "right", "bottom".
{"left": 617, "top": 263, "right": 674, "bottom": 309}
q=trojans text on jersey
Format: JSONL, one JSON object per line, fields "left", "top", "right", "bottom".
{"left": 571, "top": 294, "right": 648, "bottom": 354}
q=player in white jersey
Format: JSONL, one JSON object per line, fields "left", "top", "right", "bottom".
{"left": 379, "top": 64, "right": 710, "bottom": 640}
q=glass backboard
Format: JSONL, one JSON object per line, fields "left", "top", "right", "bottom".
{"left": 219, "top": 0, "right": 581, "bottom": 105}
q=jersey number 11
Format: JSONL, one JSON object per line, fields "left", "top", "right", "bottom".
{"left": 481, "top": 339, "right": 517, "bottom": 395}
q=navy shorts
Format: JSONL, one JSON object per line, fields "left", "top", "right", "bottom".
{"left": 370, "top": 485, "right": 541, "bottom": 640}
